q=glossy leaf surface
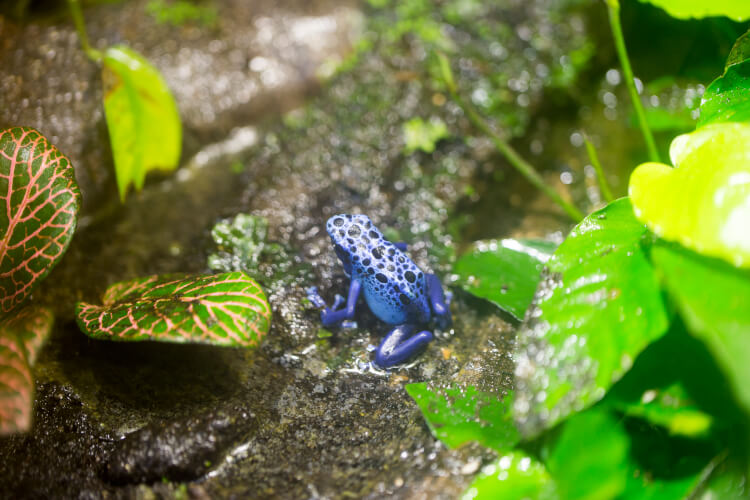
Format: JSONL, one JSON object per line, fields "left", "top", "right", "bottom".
{"left": 514, "top": 199, "right": 670, "bottom": 436}
{"left": 405, "top": 383, "right": 519, "bottom": 452}
{"left": 0, "top": 305, "right": 53, "bottom": 434}
{"left": 637, "top": 0, "right": 750, "bottom": 21}
{"left": 698, "top": 59, "right": 750, "bottom": 128}
{"left": 452, "top": 239, "right": 556, "bottom": 320}
{"left": 652, "top": 244, "right": 750, "bottom": 414}
{"left": 76, "top": 272, "right": 271, "bottom": 348}
{"left": 461, "top": 451, "right": 557, "bottom": 500}
{"left": 0, "top": 127, "right": 81, "bottom": 315}
{"left": 629, "top": 123, "right": 750, "bottom": 268}
{"left": 102, "top": 45, "right": 181, "bottom": 200}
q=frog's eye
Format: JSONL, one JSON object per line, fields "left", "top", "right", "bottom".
{"left": 333, "top": 217, "right": 345, "bottom": 227}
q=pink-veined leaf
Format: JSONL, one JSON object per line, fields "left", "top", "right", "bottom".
{"left": 76, "top": 272, "right": 271, "bottom": 348}
{"left": 0, "top": 127, "right": 82, "bottom": 315}
{"left": 0, "top": 305, "right": 53, "bottom": 434}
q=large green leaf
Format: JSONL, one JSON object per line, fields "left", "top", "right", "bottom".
{"left": 405, "top": 383, "right": 519, "bottom": 451}
{"left": 513, "top": 199, "right": 670, "bottom": 436}
{"left": 0, "top": 127, "right": 81, "bottom": 315}
{"left": 0, "top": 305, "right": 53, "bottom": 434}
{"left": 651, "top": 244, "right": 750, "bottom": 414}
{"left": 102, "top": 45, "right": 182, "bottom": 201}
{"left": 629, "top": 122, "right": 750, "bottom": 268}
{"left": 76, "top": 272, "right": 271, "bottom": 348}
{"left": 461, "top": 451, "right": 558, "bottom": 500}
{"left": 544, "top": 409, "right": 630, "bottom": 500}
{"left": 636, "top": 0, "right": 750, "bottom": 21}
{"left": 452, "top": 239, "right": 556, "bottom": 320}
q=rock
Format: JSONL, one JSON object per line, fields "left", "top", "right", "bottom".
{"left": 0, "top": 0, "right": 362, "bottom": 209}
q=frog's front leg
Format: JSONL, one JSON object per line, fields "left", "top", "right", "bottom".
{"left": 320, "top": 279, "right": 361, "bottom": 327}
{"left": 374, "top": 324, "right": 433, "bottom": 367}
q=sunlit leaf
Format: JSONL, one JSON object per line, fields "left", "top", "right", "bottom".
{"left": 76, "top": 272, "right": 271, "bottom": 348}
{"left": 402, "top": 117, "right": 449, "bottom": 154}
{"left": 405, "top": 383, "right": 519, "bottom": 452}
{"left": 629, "top": 123, "right": 750, "bottom": 268}
{"left": 651, "top": 244, "right": 750, "bottom": 414}
{"left": 452, "top": 239, "right": 556, "bottom": 320}
{"left": 545, "top": 409, "right": 629, "bottom": 500}
{"left": 636, "top": 0, "right": 750, "bottom": 22}
{"left": 514, "top": 199, "right": 670, "bottom": 437}
{"left": 461, "top": 451, "right": 558, "bottom": 500}
{"left": 0, "top": 127, "right": 82, "bottom": 315}
{"left": 102, "top": 45, "right": 182, "bottom": 201}
{"left": 0, "top": 305, "right": 53, "bottom": 434}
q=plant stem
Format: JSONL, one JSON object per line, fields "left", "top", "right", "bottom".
{"left": 605, "top": 0, "right": 659, "bottom": 163}
{"left": 67, "top": 0, "right": 103, "bottom": 62}
{"left": 437, "top": 54, "right": 583, "bottom": 222}
{"left": 583, "top": 135, "right": 614, "bottom": 202}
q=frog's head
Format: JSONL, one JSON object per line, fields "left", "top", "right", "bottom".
{"left": 326, "top": 214, "right": 381, "bottom": 275}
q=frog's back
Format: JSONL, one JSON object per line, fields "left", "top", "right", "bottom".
{"left": 357, "top": 241, "right": 430, "bottom": 324}
{"left": 326, "top": 214, "right": 431, "bottom": 325}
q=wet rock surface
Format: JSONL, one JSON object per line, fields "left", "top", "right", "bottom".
{"left": 0, "top": 0, "right": 361, "bottom": 209}
{"left": 0, "top": 0, "right": 595, "bottom": 497}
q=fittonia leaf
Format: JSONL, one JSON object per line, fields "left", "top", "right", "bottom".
{"left": 513, "top": 199, "right": 670, "bottom": 437}
{"left": 102, "top": 45, "right": 182, "bottom": 201}
{"left": 636, "top": 0, "right": 750, "bottom": 22}
{"left": 629, "top": 122, "right": 750, "bottom": 268}
{"left": 76, "top": 272, "right": 271, "bottom": 348}
{"left": 0, "top": 305, "right": 53, "bottom": 434}
{"left": 0, "top": 127, "right": 82, "bottom": 315}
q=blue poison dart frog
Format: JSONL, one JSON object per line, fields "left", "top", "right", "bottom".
{"left": 307, "top": 214, "right": 451, "bottom": 367}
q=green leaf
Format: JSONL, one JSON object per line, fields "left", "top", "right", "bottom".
{"left": 102, "top": 45, "right": 182, "bottom": 201}
{"left": 405, "top": 383, "right": 519, "bottom": 451}
{"left": 545, "top": 409, "right": 630, "bottom": 500}
{"left": 0, "top": 127, "right": 82, "bottom": 315}
{"left": 461, "top": 451, "right": 558, "bottom": 500}
{"left": 76, "top": 272, "right": 271, "bottom": 348}
{"left": 513, "top": 199, "right": 670, "bottom": 437}
{"left": 402, "top": 117, "right": 450, "bottom": 154}
{"left": 629, "top": 122, "right": 750, "bottom": 268}
{"left": 636, "top": 0, "right": 750, "bottom": 21}
{"left": 452, "top": 239, "right": 556, "bottom": 320}
{"left": 0, "top": 305, "right": 53, "bottom": 434}
{"left": 651, "top": 244, "right": 750, "bottom": 414}
{"left": 698, "top": 59, "right": 750, "bottom": 128}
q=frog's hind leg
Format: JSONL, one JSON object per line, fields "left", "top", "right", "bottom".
{"left": 375, "top": 324, "right": 433, "bottom": 367}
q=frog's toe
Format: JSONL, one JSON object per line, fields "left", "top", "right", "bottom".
{"left": 306, "top": 286, "right": 327, "bottom": 308}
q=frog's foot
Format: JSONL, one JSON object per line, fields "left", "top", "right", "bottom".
{"left": 374, "top": 324, "right": 433, "bottom": 368}
{"left": 426, "top": 273, "right": 452, "bottom": 328}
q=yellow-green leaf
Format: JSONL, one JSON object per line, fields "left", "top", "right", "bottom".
{"left": 102, "top": 45, "right": 182, "bottom": 201}
{"left": 637, "top": 0, "right": 750, "bottom": 22}
{"left": 629, "top": 122, "right": 750, "bottom": 268}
